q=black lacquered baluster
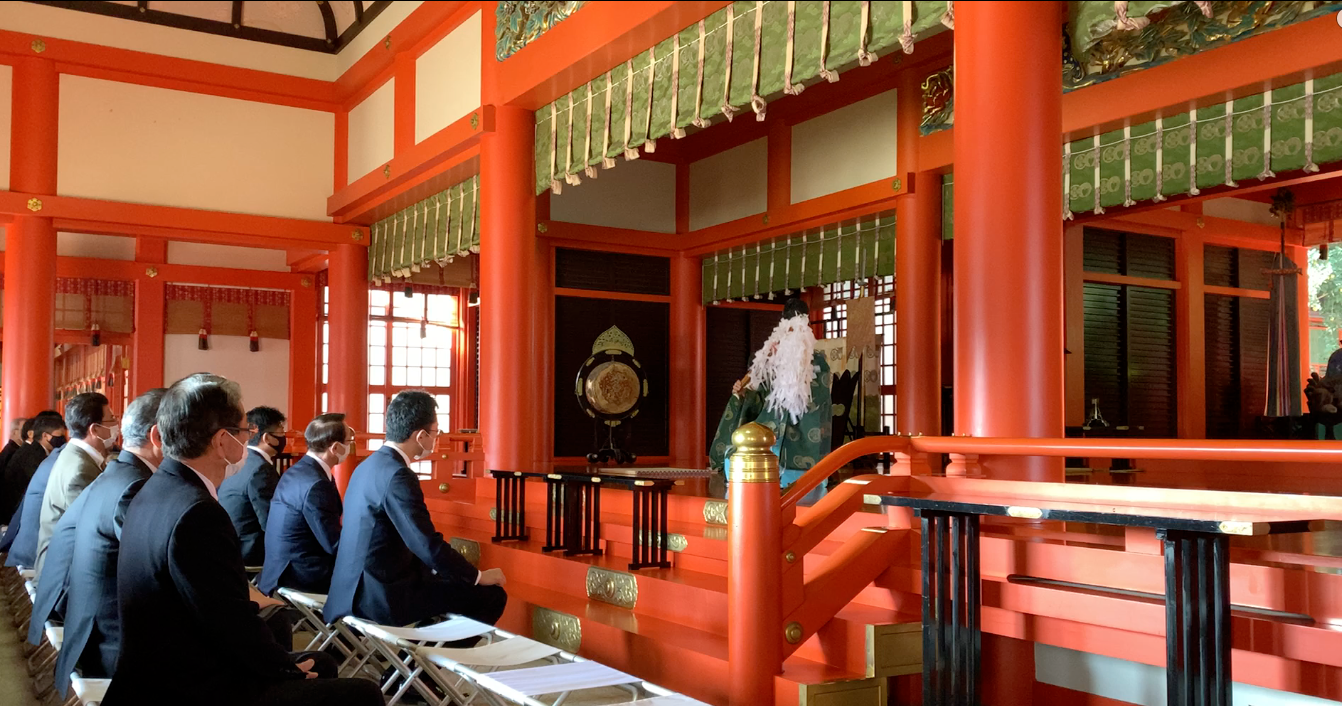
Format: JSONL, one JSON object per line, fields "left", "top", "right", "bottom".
{"left": 951, "top": 515, "right": 963, "bottom": 703}
{"left": 493, "top": 476, "right": 503, "bottom": 540}
{"left": 937, "top": 514, "right": 951, "bottom": 702}
{"left": 1211, "top": 535, "right": 1231, "bottom": 706}
{"left": 1196, "top": 536, "right": 1211, "bottom": 706}
{"left": 659, "top": 488, "right": 670, "bottom": 567}
{"left": 1163, "top": 532, "right": 1180, "bottom": 706}
{"left": 516, "top": 476, "right": 526, "bottom": 539}
{"left": 967, "top": 515, "right": 981, "bottom": 706}
{"left": 631, "top": 487, "right": 642, "bottom": 568}
{"left": 921, "top": 512, "right": 935, "bottom": 706}
{"left": 1180, "top": 535, "right": 1194, "bottom": 706}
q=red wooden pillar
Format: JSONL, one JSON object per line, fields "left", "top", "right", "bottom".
{"left": 669, "top": 255, "right": 706, "bottom": 467}
{"left": 289, "top": 283, "right": 318, "bottom": 427}
{"left": 727, "top": 423, "right": 780, "bottom": 706}
{"left": 4, "top": 57, "right": 59, "bottom": 434}
{"left": 132, "top": 238, "right": 167, "bottom": 396}
{"left": 953, "top": 1, "right": 1064, "bottom": 480}
{"left": 480, "top": 105, "right": 539, "bottom": 471}
{"left": 328, "top": 244, "right": 369, "bottom": 494}
{"left": 896, "top": 174, "right": 943, "bottom": 436}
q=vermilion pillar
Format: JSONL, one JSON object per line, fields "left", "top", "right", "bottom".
{"left": 328, "top": 244, "right": 369, "bottom": 494}
{"left": 480, "top": 106, "right": 539, "bottom": 471}
{"left": 896, "top": 175, "right": 943, "bottom": 437}
{"left": 4, "top": 57, "right": 60, "bottom": 436}
{"left": 727, "top": 423, "right": 780, "bottom": 706}
{"left": 953, "top": 1, "right": 1064, "bottom": 480}
{"left": 669, "top": 255, "right": 706, "bottom": 466}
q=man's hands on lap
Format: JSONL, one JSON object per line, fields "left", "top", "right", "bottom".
{"left": 478, "top": 568, "right": 506, "bottom": 587}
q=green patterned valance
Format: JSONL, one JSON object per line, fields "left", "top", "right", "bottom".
{"left": 700, "top": 211, "right": 895, "bottom": 304}
{"left": 536, "top": 0, "right": 953, "bottom": 195}
{"left": 368, "top": 176, "right": 479, "bottom": 285}
{"left": 1066, "top": 72, "right": 1342, "bottom": 218}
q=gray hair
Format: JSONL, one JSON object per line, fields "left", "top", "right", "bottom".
{"left": 158, "top": 373, "right": 245, "bottom": 460}
{"left": 122, "top": 388, "right": 168, "bottom": 448}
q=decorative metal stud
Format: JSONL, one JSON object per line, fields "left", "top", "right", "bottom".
{"left": 437, "top": 482, "right": 450, "bottom": 493}
{"left": 145, "top": 267, "right": 159, "bottom": 278}
{"left": 384, "top": 36, "right": 392, "bottom": 50}
{"left": 785, "top": 551, "right": 796, "bottom": 563}
{"left": 31, "top": 39, "right": 45, "bottom": 54}
{"left": 470, "top": 112, "right": 480, "bottom": 130}
{"left": 25, "top": 198, "right": 42, "bottom": 212}
{"left": 1196, "top": 216, "right": 1206, "bottom": 228}
{"left": 537, "top": 222, "right": 549, "bottom": 234}
{"left": 300, "top": 277, "right": 313, "bottom": 288}
{"left": 762, "top": 214, "right": 770, "bottom": 225}
{"left": 891, "top": 178, "right": 902, "bottom": 191}
{"left": 351, "top": 230, "right": 364, "bottom": 242}
{"left": 383, "top": 164, "right": 391, "bottom": 179}
{"left": 785, "top": 622, "right": 803, "bottom": 644}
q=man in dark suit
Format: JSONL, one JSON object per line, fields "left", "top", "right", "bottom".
{"left": 219, "top": 406, "right": 286, "bottom": 566}
{"left": 43, "top": 389, "right": 166, "bottom": 696}
{"left": 0, "top": 413, "right": 67, "bottom": 546}
{"left": 1, "top": 414, "right": 69, "bottom": 566}
{"left": 325, "top": 390, "right": 506, "bottom": 628}
{"left": 0, "top": 417, "right": 28, "bottom": 515}
{"left": 106, "top": 373, "right": 380, "bottom": 706}
{"left": 258, "top": 414, "right": 349, "bottom": 596}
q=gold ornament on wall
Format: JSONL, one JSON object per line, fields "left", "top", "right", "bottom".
{"left": 25, "top": 198, "right": 42, "bottom": 212}
{"left": 31, "top": 39, "right": 45, "bottom": 53}
{"left": 585, "top": 567, "right": 637, "bottom": 609}
{"left": 351, "top": 230, "right": 364, "bottom": 242}
{"left": 145, "top": 267, "right": 159, "bottom": 278}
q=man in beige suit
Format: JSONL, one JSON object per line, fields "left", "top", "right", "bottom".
{"left": 35, "top": 392, "right": 118, "bottom": 579}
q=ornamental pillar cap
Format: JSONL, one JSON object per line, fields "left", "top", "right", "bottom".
{"left": 729, "top": 422, "right": 778, "bottom": 484}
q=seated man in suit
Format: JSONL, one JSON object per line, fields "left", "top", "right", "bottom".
{"left": 2, "top": 414, "right": 68, "bottom": 565}
{"left": 45, "top": 389, "right": 166, "bottom": 697}
{"left": 0, "top": 416, "right": 27, "bottom": 515}
{"left": 325, "top": 390, "right": 506, "bottom": 629}
{"left": 258, "top": 414, "right": 350, "bottom": 596}
{"left": 0, "top": 412, "right": 66, "bottom": 547}
{"left": 106, "top": 373, "right": 381, "bottom": 706}
{"left": 36, "top": 393, "right": 118, "bottom": 577}
{"left": 219, "top": 406, "right": 286, "bottom": 567}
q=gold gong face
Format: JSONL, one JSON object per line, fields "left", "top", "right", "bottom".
{"left": 584, "top": 361, "right": 639, "bottom": 415}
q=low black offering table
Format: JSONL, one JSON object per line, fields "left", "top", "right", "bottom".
{"left": 877, "top": 493, "right": 1329, "bottom": 706}
{"left": 489, "top": 468, "right": 713, "bottom": 570}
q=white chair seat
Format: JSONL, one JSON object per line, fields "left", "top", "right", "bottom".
{"left": 422, "top": 638, "right": 561, "bottom": 668}
{"left": 475, "top": 661, "right": 640, "bottom": 698}
{"left": 625, "top": 697, "right": 714, "bottom": 706}
{"left": 71, "top": 674, "right": 111, "bottom": 705}
{"left": 44, "top": 623, "right": 63, "bottom": 651}
{"left": 374, "top": 617, "right": 496, "bottom": 644}
{"left": 18, "top": 568, "right": 35, "bottom": 580}
{"left": 277, "top": 589, "right": 327, "bottom": 610}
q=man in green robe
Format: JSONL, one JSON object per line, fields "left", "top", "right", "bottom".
{"left": 709, "top": 299, "right": 832, "bottom": 500}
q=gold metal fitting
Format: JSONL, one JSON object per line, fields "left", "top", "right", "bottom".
{"left": 784, "top": 622, "right": 803, "bottom": 644}
{"left": 891, "top": 178, "right": 902, "bottom": 191}
{"left": 470, "top": 112, "right": 480, "bottom": 130}
{"left": 784, "top": 551, "right": 796, "bottom": 563}
{"left": 31, "top": 39, "right": 45, "bottom": 53}
{"left": 25, "top": 198, "right": 42, "bottom": 212}
{"left": 537, "top": 222, "right": 549, "bottom": 233}
{"left": 300, "top": 277, "right": 313, "bottom": 288}
{"left": 728, "top": 422, "right": 779, "bottom": 483}
{"left": 383, "top": 164, "right": 392, "bottom": 179}
{"left": 438, "top": 482, "right": 450, "bottom": 494}
{"left": 351, "top": 230, "right": 364, "bottom": 241}
{"left": 145, "top": 267, "right": 159, "bottom": 278}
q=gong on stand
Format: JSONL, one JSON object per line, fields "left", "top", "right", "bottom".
{"left": 575, "top": 326, "right": 648, "bottom": 464}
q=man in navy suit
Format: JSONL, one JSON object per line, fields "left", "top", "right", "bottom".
{"left": 325, "top": 390, "right": 506, "bottom": 628}
{"left": 0, "top": 412, "right": 61, "bottom": 522}
{"left": 219, "top": 406, "right": 286, "bottom": 566}
{"left": 43, "top": 388, "right": 166, "bottom": 696}
{"left": 258, "top": 413, "right": 349, "bottom": 596}
{"left": 106, "top": 374, "right": 380, "bottom": 706}
{"left": 0, "top": 413, "right": 67, "bottom": 559}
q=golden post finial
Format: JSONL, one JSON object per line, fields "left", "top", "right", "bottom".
{"left": 728, "top": 422, "right": 779, "bottom": 483}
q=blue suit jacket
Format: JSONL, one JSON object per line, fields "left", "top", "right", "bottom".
{"left": 104, "top": 459, "right": 300, "bottom": 706}
{"left": 257, "top": 454, "right": 342, "bottom": 595}
{"left": 323, "top": 446, "right": 476, "bottom": 626}
{"left": 50, "top": 451, "right": 153, "bottom": 696}
{"left": 218, "top": 449, "right": 278, "bottom": 566}
{"left": 2, "top": 446, "right": 63, "bottom": 567}
{"left": 27, "top": 481, "right": 89, "bottom": 643}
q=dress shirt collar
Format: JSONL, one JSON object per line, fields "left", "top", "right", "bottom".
{"left": 69, "top": 437, "right": 105, "bottom": 467}
{"left": 247, "top": 445, "right": 273, "bottom": 465}
{"left": 180, "top": 462, "right": 219, "bottom": 501}
{"left": 126, "top": 449, "right": 159, "bottom": 473}
{"left": 386, "top": 443, "right": 413, "bottom": 468}
{"left": 305, "top": 451, "right": 333, "bottom": 482}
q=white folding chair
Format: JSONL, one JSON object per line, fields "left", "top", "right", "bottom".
{"left": 343, "top": 615, "right": 501, "bottom": 706}
{"left": 275, "top": 589, "right": 375, "bottom": 678}
{"left": 69, "top": 675, "right": 111, "bottom": 706}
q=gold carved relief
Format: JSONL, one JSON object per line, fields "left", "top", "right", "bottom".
{"left": 532, "top": 607, "right": 581, "bottom": 653}
{"left": 703, "top": 500, "right": 728, "bottom": 526}
{"left": 449, "top": 537, "right": 480, "bottom": 567}
{"left": 586, "top": 566, "right": 637, "bottom": 609}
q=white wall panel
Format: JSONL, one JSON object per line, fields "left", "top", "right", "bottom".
{"left": 167, "top": 242, "right": 290, "bottom": 272}
{"left": 551, "top": 160, "right": 676, "bottom": 233}
{"left": 164, "top": 334, "right": 291, "bottom": 416}
{"left": 791, "top": 89, "right": 898, "bottom": 203}
{"left": 58, "top": 76, "right": 334, "bottom": 220}
{"left": 57, "top": 233, "right": 136, "bottom": 261}
{"left": 338, "top": 1, "right": 426, "bottom": 75}
{"left": 1202, "top": 197, "right": 1278, "bottom": 227}
{"left": 0, "top": 64, "right": 10, "bottom": 192}
{"left": 348, "top": 78, "right": 396, "bottom": 183}
{"left": 415, "top": 11, "right": 482, "bottom": 143}
{"left": 690, "top": 138, "right": 767, "bottom": 231}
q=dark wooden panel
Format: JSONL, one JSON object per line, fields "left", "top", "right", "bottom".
{"left": 1083, "top": 283, "right": 1125, "bottom": 425}
{"left": 1204, "top": 245, "right": 1236, "bottom": 287}
{"left": 1083, "top": 229, "right": 1123, "bottom": 274}
{"left": 1237, "top": 249, "right": 1276, "bottom": 292}
{"left": 1125, "top": 287, "right": 1176, "bottom": 437}
{"left": 554, "top": 297, "right": 669, "bottom": 458}
{"left": 555, "top": 248, "right": 671, "bottom": 295}
{"left": 1239, "top": 297, "right": 1271, "bottom": 434}
{"left": 1204, "top": 293, "right": 1240, "bottom": 439}
{"left": 705, "top": 308, "right": 781, "bottom": 445}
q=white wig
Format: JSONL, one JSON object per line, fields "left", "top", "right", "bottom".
{"left": 747, "top": 314, "right": 816, "bottom": 424}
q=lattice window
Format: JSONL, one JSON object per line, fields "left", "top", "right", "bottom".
{"left": 821, "top": 277, "right": 897, "bottom": 434}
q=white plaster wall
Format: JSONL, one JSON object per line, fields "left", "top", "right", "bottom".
{"left": 163, "top": 334, "right": 291, "bottom": 417}
{"left": 0, "top": 2, "right": 336, "bottom": 81}
{"left": 1035, "top": 643, "right": 1342, "bottom": 705}
{"left": 1202, "top": 197, "right": 1278, "bottom": 227}
{"left": 348, "top": 78, "right": 396, "bottom": 183}
{"left": 415, "top": 11, "right": 481, "bottom": 143}
{"left": 167, "top": 242, "right": 290, "bottom": 272}
{"left": 791, "top": 89, "right": 898, "bottom": 204}
{"left": 690, "top": 138, "right": 767, "bottom": 231}
{"left": 551, "top": 160, "right": 677, "bottom": 233}
{"left": 0, "top": 64, "right": 10, "bottom": 192}
{"left": 337, "top": 1, "right": 426, "bottom": 75}
{"left": 58, "top": 76, "right": 334, "bottom": 220}
{"left": 57, "top": 232, "right": 136, "bottom": 261}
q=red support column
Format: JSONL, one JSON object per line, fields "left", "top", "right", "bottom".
{"left": 289, "top": 284, "right": 318, "bottom": 427}
{"left": 896, "top": 174, "right": 942, "bottom": 437}
{"left": 727, "top": 423, "right": 780, "bottom": 706}
{"left": 480, "top": 105, "right": 539, "bottom": 471}
{"left": 328, "top": 244, "right": 369, "bottom": 494}
{"left": 669, "top": 255, "right": 706, "bottom": 467}
{"left": 132, "top": 238, "right": 167, "bottom": 396}
{"left": 953, "top": 1, "right": 1064, "bottom": 480}
{"left": 4, "top": 57, "right": 60, "bottom": 434}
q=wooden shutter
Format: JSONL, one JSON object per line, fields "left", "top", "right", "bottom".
{"left": 1126, "top": 287, "right": 1177, "bottom": 437}
{"left": 1204, "top": 294, "right": 1240, "bottom": 439}
{"left": 1083, "top": 283, "right": 1125, "bottom": 424}
{"left": 1238, "top": 298, "right": 1271, "bottom": 435}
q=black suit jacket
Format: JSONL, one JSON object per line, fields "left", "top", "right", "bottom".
{"left": 103, "top": 459, "right": 300, "bottom": 706}
{"left": 0, "top": 439, "right": 23, "bottom": 517}
{"left": 257, "top": 455, "right": 342, "bottom": 595}
{"left": 218, "top": 449, "right": 278, "bottom": 566}
{"left": 324, "top": 446, "right": 476, "bottom": 626}
{"left": 0, "top": 442, "right": 50, "bottom": 532}
{"left": 50, "top": 451, "right": 153, "bottom": 696}
{"left": 2, "top": 446, "right": 61, "bottom": 565}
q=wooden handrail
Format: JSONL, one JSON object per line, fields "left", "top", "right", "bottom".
{"left": 780, "top": 436, "right": 910, "bottom": 512}
{"left": 908, "top": 436, "right": 1342, "bottom": 463}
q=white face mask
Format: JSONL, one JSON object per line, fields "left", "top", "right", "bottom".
{"left": 333, "top": 441, "right": 351, "bottom": 465}
{"left": 223, "top": 432, "right": 247, "bottom": 479}
{"left": 414, "top": 430, "right": 438, "bottom": 461}
{"left": 95, "top": 423, "right": 120, "bottom": 447}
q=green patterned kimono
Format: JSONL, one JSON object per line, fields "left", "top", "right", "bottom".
{"left": 708, "top": 352, "right": 832, "bottom": 491}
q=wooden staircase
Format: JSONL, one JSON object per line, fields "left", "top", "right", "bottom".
{"left": 423, "top": 476, "right": 921, "bottom": 706}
